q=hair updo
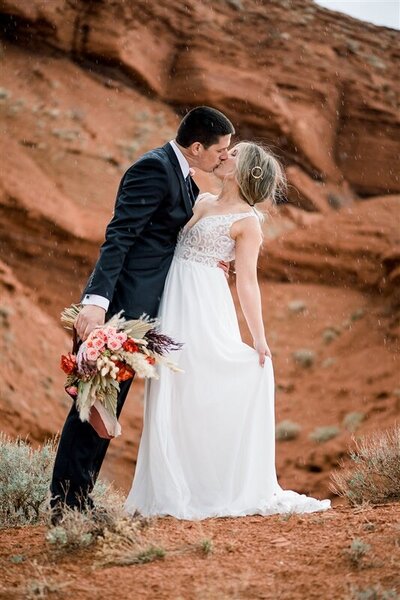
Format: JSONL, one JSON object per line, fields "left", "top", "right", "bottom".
{"left": 235, "top": 142, "right": 286, "bottom": 207}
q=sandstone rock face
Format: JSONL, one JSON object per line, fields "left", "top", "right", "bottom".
{"left": 261, "top": 195, "right": 400, "bottom": 294}
{"left": 1, "top": 0, "right": 399, "bottom": 199}
{"left": 0, "top": 0, "right": 399, "bottom": 498}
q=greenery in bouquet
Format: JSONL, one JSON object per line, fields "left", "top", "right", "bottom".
{"left": 60, "top": 305, "right": 182, "bottom": 425}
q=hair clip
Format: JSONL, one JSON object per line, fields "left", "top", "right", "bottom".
{"left": 251, "top": 166, "right": 263, "bottom": 180}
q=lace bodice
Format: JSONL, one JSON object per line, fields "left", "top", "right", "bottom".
{"left": 174, "top": 212, "right": 257, "bottom": 267}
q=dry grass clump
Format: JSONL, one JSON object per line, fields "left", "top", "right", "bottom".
{"left": 0, "top": 434, "right": 56, "bottom": 527}
{"left": 47, "top": 485, "right": 150, "bottom": 555}
{"left": 95, "top": 512, "right": 163, "bottom": 567}
{"left": 275, "top": 420, "right": 302, "bottom": 441}
{"left": 23, "top": 562, "right": 70, "bottom": 600}
{"left": 331, "top": 426, "right": 400, "bottom": 505}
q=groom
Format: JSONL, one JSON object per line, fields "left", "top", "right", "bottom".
{"left": 50, "top": 106, "right": 235, "bottom": 521}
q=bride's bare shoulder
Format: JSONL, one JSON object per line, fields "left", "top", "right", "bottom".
{"left": 195, "top": 192, "right": 217, "bottom": 205}
{"left": 194, "top": 192, "right": 218, "bottom": 213}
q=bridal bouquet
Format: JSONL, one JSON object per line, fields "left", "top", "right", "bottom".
{"left": 60, "top": 304, "right": 182, "bottom": 439}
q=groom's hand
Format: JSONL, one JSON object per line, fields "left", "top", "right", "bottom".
{"left": 75, "top": 305, "right": 106, "bottom": 341}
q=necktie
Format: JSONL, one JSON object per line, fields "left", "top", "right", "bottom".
{"left": 185, "top": 175, "right": 196, "bottom": 206}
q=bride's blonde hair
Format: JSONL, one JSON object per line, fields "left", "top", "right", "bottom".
{"left": 235, "top": 142, "right": 286, "bottom": 210}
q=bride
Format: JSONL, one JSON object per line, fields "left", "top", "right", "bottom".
{"left": 125, "top": 141, "right": 331, "bottom": 519}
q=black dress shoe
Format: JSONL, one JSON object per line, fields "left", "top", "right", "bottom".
{"left": 50, "top": 505, "right": 65, "bottom": 527}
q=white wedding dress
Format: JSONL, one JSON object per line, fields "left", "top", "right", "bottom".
{"left": 125, "top": 210, "right": 331, "bottom": 519}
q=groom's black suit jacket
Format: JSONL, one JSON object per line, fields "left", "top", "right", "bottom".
{"left": 82, "top": 143, "right": 198, "bottom": 319}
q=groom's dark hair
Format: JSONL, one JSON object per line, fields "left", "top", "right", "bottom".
{"left": 176, "top": 106, "right": 235, "bottom": 149}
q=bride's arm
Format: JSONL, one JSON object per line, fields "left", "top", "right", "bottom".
{"left": 233, "top": 218, "right": 272, "bottom": 366}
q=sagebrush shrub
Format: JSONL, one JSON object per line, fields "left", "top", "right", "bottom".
{"left": 0, "top": 435, "right": 118, "bottom": 528}
{"left": 331, "top": 426, "right": 400, "bottom": 505}
{"left": 343, "top": 412, "right": 365, "bottom": 432}
{"left": 0, "top": 435, "right": 56, "bottom": 527}
{"left": 275, "top": 420, "right": 301, "bottom": 441}
{"left": 309, "top": 426, "right": 340, "bottom": 443}
{"left": 292, "top": 349, "right": 315, "bottom": 368}
{"left": 345, "top": 538, "right": 371, "bottom": 568}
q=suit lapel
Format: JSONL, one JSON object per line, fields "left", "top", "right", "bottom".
{"left": 162, "top": 143, "right": 194, "bottom": 218}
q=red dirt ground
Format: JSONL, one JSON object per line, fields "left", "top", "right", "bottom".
{"left": 0, "top": 504, "right": 399, "bottom": 600}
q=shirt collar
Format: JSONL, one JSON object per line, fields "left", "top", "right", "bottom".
{"left": 169, "top": 139, "right": 190, "bottom": 179}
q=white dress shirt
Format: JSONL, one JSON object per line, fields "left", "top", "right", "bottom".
{"left": 82, "top": 140, "right": 189, "bottom": 311}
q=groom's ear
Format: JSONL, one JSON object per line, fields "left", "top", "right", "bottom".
{"left": 189, "top": 142, "right": 203, "bottom": 156}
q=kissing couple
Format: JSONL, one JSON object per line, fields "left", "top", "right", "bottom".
{"left": 51, "top": 106, "right": 330, "bottom": 521}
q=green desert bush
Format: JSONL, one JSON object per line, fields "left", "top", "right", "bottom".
{"left": 0, "top": 434, "right": 56, "bottom": 527}
{"left": 275, "top": 420, "right": 302, "bottom": 441}
{"left": 343, "top": 411, "right": 365, "bottom": 432}
{"left": 0, "top": 434, "right": 119, "bottom": 528}
{"left": 287, "top": 300, "right": 307, "bottom": 314}
{"left": 292, "top": 349, "right": 315, "bottom": 368}
{"left": 350, "top": 586, "right": 399, "bottom": 600}
{"left": 345, "top": 537, "right": 371, "bottom": 568}
{"left": 322, "top": 327, "right": 340, "bottom": 344}
{"left": 46, "top": 509, "right": 97, "bottom": 552}
{"left": 331, "top": 426, "right": 400, "bottom": 505}
{"left": 309, "top": 426, "right": 340, "bottom": 443}
{"left": 199, "top": 539, "right": 213, "bottom": 555}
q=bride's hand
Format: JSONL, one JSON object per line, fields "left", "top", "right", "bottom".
{"left": 217, "top": 260, "right": 230, "bottom": 279}
{"left": 254, "top": 339, "right": 272, "bottom": 367}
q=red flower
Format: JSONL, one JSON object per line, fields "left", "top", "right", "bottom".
{"left": 114, "top": 361, "right": 135, "bottom": 382}
{"left": 146, "top": 356, "right": 156, "bottom": 365}
{"left": 60, "top": 353, "right": 77, "bottom": 375}
{"left": 122, "top": 339, "right": 139, "bottom": 353}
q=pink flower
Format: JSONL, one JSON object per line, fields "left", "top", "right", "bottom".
{"left": 87, "top": 329, "right": 107, "bottom": 347}
{"left": 95, "top": 330, "right": 108, "bottom": 343}
{"left": 104, "top": 327, "right": 118, "bottom": 341}
{"left": 116, "top": 332, "right": 127, "bottom": 344}
{"left": 107, "top": 337, "right": 122, "bottom": 351}
{"left": 92, "top": 337, "right": 105, "bottom": 351}
{"left": 86, "top": 347, "right": 100, "bottom": 362}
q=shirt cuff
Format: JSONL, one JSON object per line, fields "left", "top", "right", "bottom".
{"left": 81, "top": 294, "right": 109, "bottom": 311}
